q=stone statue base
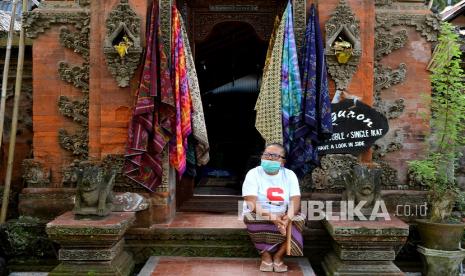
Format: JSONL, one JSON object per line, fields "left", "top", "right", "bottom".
{"left": 46, "top": 211, "right": 136, "bottom": 276}
{"left": 417, "top": 245, "right": 465, "bottom": 276}
{"left": 322, "top": 215, "right": 409, "bottom": 276}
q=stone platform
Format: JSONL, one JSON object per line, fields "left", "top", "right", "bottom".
{"left": 46, "top": 211, "right": 136, "bottom": 276}
{"left": 138, "top": 256, "right": 315, "bottom": 276}
{"left": 322, "top": 215, "right": 410, "bottom": 275}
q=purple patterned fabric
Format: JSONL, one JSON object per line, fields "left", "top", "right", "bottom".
{"left": 288, "top": 4, "right": 333, "bottom": 177}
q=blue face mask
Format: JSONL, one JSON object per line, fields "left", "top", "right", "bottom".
{"left": 261, "top": 159, "right": 282, "bottom": 174}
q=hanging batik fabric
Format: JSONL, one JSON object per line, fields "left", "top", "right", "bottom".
{"left": 281, "top": 1, "right": 303, "bottom": 159}
{"left": 255, "top": 7, "right": 286, "bottom": 144}
{"left": 180, "top": 16, "right": 210, "bottom": 166}
{"left": 290, "top": 4, "right": 332, "bottom": 177}
{"left": 170, "top": 6, "right": 193, "bottom": 175}
{"left": 124, "top": 2, "right": 175, "bottom": 191}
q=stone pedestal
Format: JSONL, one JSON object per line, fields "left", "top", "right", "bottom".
{"left": 322, "top": 215, "right": 409, "bottom": 275}
{"left": 417, "top": 246, "right": 465, "bottom": 276}
{"left": 46, "top": 211, "right": 136, "bottom": 276}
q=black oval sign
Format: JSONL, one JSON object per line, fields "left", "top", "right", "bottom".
{"left": 317, "top": 99, "right": 389, "bottom": 155}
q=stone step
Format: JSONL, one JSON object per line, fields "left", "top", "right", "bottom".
{"left": 137, "top": 256, "right": 316, "bottom": 276}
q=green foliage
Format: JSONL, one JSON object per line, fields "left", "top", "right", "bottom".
{"left": 408, "top": 22, "right": 465, "bottom": 222}
{"left": 0, "top": 216, "right": 55, "bottom": 258}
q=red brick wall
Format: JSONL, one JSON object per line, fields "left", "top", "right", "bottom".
{"left": 89, "top": 0, "right": 148, "bottom": 160}
{"left": 377, "top": 27, "right": 432, "bottom": 184}
{"left": 33, "top": 26, "right": 85, "bottom": 186}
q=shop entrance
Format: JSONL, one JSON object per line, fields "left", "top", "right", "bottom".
{"left": 193, "top": 21, "right": 267, "bottom": 196}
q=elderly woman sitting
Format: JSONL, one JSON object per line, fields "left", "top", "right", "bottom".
{"left": 242, "top": 143, "right": 305, "bottom": 273}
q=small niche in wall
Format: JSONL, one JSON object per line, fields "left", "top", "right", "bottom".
{"left": 103, "top": 0, "right": 142, "bottom": 88}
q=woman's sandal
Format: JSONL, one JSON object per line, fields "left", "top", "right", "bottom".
{"left": 273, "top": 262, "right": 288, "bottom": 273}
{"left": 259, "top": 261, "right": 273, "bottom": 272}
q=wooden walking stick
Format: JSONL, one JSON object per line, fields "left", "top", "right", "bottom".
{"left": 0, "top": 0, "right": 26, "bottom": 223}
{"left": 0, "top": 0, "right": 19, "bottom": 149}
{"left": 286, "top": 220, "right": 292, "bottom": 255}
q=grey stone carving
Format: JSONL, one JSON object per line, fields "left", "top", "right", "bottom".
{"left": 22, "top": 159, "right": 51, "bottom": 188}
{"left": 375, "top": 99, "right": 406, "bottom": 120}
{"left": 375, "top": 0, "right": 394, "bottom": 7}
{"left": 342, "top": 164, "right": 382, "bottom": 209}
{"left": 325, "top": 0, "right": 361, "bottom": 90}
{"left": 58, "top": 62, "right": 89, "bottom": 93}
{"left": 375, "top": 28, "right": 408, "bottom": 60}
{"left": 58, "top": 96, "right": 89, "bottom": 126}
{"left": 376, "top": 13, "right": 440, "bottom": 42}
{"left": 73, "top": 163, "right": 116, "bottom": 216}
{"left": 113, "top": 192, "right": 149, "bottom": 212}
{"left": 374, "top": 63, "right": 407, "bottom": 118}
{"left": 103, "top": 0, "right": 142, "bottom": 87}
{"left": 58, "top": 128, "right": 88, "bottom": 158}
{"left": 373, "top": 129, "right": 404, "bottom": 160}
{"left": 59, "top": 26, "right": 90, "bottom": 59}
{"left": 23, "top": 10, "right": 90, "bottom": 39}
{"left": 305, "top": 154, "right": 358, "bottom": 192}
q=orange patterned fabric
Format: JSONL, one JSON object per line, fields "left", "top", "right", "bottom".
{"left": 170, "top": 6, "right": 192, "bottom": 175}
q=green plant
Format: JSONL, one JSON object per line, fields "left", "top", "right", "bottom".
{"left": 408, "top": 22, "right": 465, "bottom": 223}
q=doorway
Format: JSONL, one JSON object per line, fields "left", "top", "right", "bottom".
{"left": 193, "top": 21, "right": 267, "bottom": 196}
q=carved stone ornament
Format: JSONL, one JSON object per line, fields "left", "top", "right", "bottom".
{"left": 341, "top": 164, "right": 382, "bottom": 209}
{"left": 74, "top": 162, "right": 116, "bottom": 217}
{"left": 59, "top": 26, "right": 90, "bottom": 60}
{"left": 58, "top": 96, "right": 89, "bottom": 126}
{"left": 325, "top": 0, "right": 361, "bottom": 90}
{"left": 58, "top": 62, "right": 90, "bottom": 93}
{"left": 302, "top": 154, "right": 358, "bottom": 192}
{"left": 103, "top": 0, "right": 143, "bottom": 87}
{"left": 58, "top": 128, "right": 88, "bottom": 158}
{"left": 22, "top": 159, "right": 51, "bottom": 188}
{"left": 374, "top": 63, "right": 407, "bottom": 116}
{"left": 375, "top": 28, "right": 408, "bottom": 61}
{"left": 376, "top": 13, "right": 440, "bottom": 42}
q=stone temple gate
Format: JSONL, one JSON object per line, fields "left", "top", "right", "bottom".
{"left": 0, "top": 0, "right": 447, "bottom": 273}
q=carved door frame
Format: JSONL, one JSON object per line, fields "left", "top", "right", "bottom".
{"left": 159, "top": 0, "right": 307, "bottom": 210}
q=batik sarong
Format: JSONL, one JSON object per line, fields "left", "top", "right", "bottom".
{"left": 180, "top": 16, "right": 210, "bottom": 166}
{"left": 170, "top": 6, "right": 193, "bottom": 175}
{"left": 281, "top": 1, "right": 303, "bottom": 157}
{"left": 289, "top": 4, "right": 332, "bottom": 177}
{"left": 243, "top": 212, "right": 305, "bottom": 256}
{"left": 124, "top": 2, "right": 175, "bottom": 191}
{"left": 255, "top": 6, "right": 286, "bottom": 144}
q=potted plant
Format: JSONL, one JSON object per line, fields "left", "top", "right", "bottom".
{"left": 408, "top": 21, "right": 465, "bottom": 251}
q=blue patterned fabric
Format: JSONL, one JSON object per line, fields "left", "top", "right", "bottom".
{"left": 281, "top": 1, "right": 303, "bottom": 157}
{"left": 288, "top": 4, "right": 333, "bottom": 177}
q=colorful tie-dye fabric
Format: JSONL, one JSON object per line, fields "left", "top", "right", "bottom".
{"left": 124, "top": 2, "right": 175, "bottom": 191}
{"left": 170, "top": 6, "right": 193, "bottom": 175}
{"left": 281, "top": 1, "right": 303, "bottom": 157}
{"left": 290, "top": 4, "right": 332, "bottom": 177}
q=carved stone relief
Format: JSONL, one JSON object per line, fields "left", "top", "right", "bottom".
{"left": 373, "top": 63, "right": 407, "bottom": 120}
{"left": 324, "top": 0, "right": 362, "bottom": 90}
{"left": 22, "top": 159, "right": 51, "bottom": 188}
{"left": 58, "top": 96, "right": 89, "bottom": 126}
{"left": 103, "top": 0, "right": 142, "bottom": 87}
{"left": 24, "top": 4, "right": 90, "bottom": 166}
{"left": 193, "top": 13, "right": 274, "bottom": 42}
{"left": 302, "top": 154, "right": 358, "bottom": 192}
{"left": 373, "top": 129, "right": 404, "bottom": 160}
{"left": 376, "top": 13, "right": 440, "bottom": 42}
{"left": 375, "top": 28, "right": 408, "bottom": 61}
{"left": 59, "top": 26, "right": 90, "bottom": 59}
{"left": 58, "top": 62, "right": 89, "bottom": 93}
{"left": 58, "top": 128, "right": 88, "bottom": 158}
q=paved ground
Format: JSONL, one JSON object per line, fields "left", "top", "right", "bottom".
{"left": 138, "top": 256, "right": 315, "bottom": 276}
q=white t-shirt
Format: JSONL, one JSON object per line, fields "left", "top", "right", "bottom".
{"left": 242, "top": 166, "right": 301, "bottom": 214}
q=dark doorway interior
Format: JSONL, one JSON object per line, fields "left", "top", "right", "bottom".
{"left": 194, "top": 21, "right": 267, "bottom": 195}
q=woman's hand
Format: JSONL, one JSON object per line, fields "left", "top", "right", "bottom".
{"left": 272, "top": 214, "right": 289, "bottom": 236}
